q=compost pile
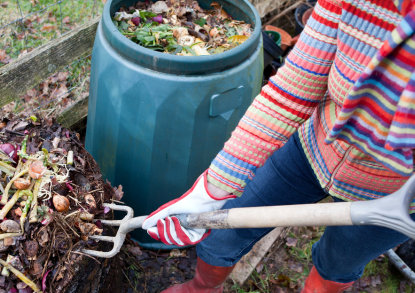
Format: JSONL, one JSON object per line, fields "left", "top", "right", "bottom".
{"left": 0, "top": 115, "right": 122, "bottom": 293}
{"left": 113, "top": 0, "right": 253, "bottom": 55}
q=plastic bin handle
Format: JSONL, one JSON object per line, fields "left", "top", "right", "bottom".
{"left": 210, "top": 86, "right": 244, "bottom": 117}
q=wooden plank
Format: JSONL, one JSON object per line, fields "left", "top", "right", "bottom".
{"left": 230, "top": 227, "right": 285, "bottom": 286}
{"left": 57, "top": 95, "right": 89, "bottom": 129}
{"left": 0, "top": 16, "right": 100, "bottom": 108}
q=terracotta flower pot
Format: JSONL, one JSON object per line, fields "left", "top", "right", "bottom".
{"left": 302, "top": 8, "right": 314, "bottom": 27}
{"left": 264, "top": 25, "right": 292, "bottom": 51}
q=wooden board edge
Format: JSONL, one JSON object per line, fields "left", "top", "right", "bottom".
{"left": 57, "top": 95, "right": 89, "bottom": 129}
{"left": 230, "top": 227, "right": 285, "bottom": 286}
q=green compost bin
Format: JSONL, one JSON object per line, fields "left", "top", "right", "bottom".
{"left": 85, "top": 0, "right": 263, "bottom": 249}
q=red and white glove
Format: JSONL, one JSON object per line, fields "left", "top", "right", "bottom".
{"left": 142, "top": 170, "right": 236, "bottom": 246}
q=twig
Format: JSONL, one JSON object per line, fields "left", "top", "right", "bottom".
{"left": 86, "top": 188, "right": 102, "bottom": 194}
{"left": 67, "top": 195, "right": 88, "bottom": 212}
{"left": 4, "top": 129, "right": 24, "bottom": 136}
{"left": 110, "top": 199, "right": 125, "bottom": 204}
{"left": 262, "top": 1, "right": 304, "bottom": 28}
{"left": 122, "top": 269, "right": 139, "bottom": 293}
{"left": 70, "top": 251, "right": 101, "bottom": 264}
{"left": 59, "top": 216, "right": 80, "bottom": 238}
{"left": 41, "top": 230, "right": 55, "bottom": 279}
{"left": 64, "top": 210, "right": 80, "bottom": 219}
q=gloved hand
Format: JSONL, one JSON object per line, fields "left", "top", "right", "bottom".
{"left": 142, "top": 170, "right": 236, "bottom": 246}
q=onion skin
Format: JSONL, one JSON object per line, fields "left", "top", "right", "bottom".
{"left": 0, "top": 144, "right": 17, "bottom": 162}
{"left": 53, "top": 195, "right": 70, "bottom": 212}
{"left": 152, "top": 15, "right": 163, "bottom": 24}
{"left": 132, "top": 17, "right": 141, "bottom": 25}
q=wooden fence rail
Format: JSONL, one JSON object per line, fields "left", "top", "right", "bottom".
{"left": 0, "top": 16, "right": 100, "bottom": 128}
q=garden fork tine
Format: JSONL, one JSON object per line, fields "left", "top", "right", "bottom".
{"left": 82, "top": 203, "right": 148, "bottom": 258}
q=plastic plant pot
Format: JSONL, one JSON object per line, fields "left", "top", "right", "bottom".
{"left": 264, "top": 30, "right": 281, "bottom": 46}
{"left": 294, "top": 1, "right": 316, "bottom": 35}
{"left": 262, "top": 31, "right": 283, "bottom": 68}
{"left": 264, "top": 25, "right": 292, "bottom": 51}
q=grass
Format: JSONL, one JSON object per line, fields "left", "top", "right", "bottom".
{"left": 1, "top": 0, "right": 104, "bottom": 64}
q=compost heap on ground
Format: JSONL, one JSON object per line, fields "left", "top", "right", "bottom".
{"left": 113, "top": 0, "right": 253, "bottom": 55}
{"left": 0, "top": 115, "right": 123, "bottom": 293}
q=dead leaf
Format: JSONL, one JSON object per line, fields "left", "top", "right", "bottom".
{"left": 18, "top": 49, "right": 28, "bottom": 59}
{"left": 75, "top": 221, "right": 103, "bottom": 238}
{"left": 370, "top": 275, "right": 381, "bottom": 287}
{"left": 3, "top": 237, "right": 13, "bottom": 246}
{"left": 43, "top": 116, "right": 53, "bottom": 127}
{"left": 170, "top": 248, "right": 186, "bottom": 257}
{"left": 57, "top": 71, "right": 69, "bottom": 82}
{"left": 24, "top": 240, "right": 39, "bottom": 257}
{"left": 62, "top": 16, "right": 70, "bottom": 23}
{"left": 288, "top": 261, "right": 303, "bottom": 273}
{"left": 0, "top": 50, "right": 7, "bottom": 60}
{"left": 42, "top": 80, "right": 50, "bottom": 95}
{"left": 286, "top": 237, "right": 298, "bottom": 247}
{"left": 0, "top": 50, "right": 11, "bottom": 64}
{"left": 49, "top": 16, "right": 56, "bottom": 22}
{"left": 41, "top": 23, "right": 55, "bottom": 32}
{"left": 24, "top": 19, "right": 32, "bottom": 27}
{"left": 37, "top": 226, "right": 49, "bottom": 246}
{"left": 126, "top": 244, "right": 142, "bottom": 256}
{"left": 17, "top": 32, "right": 25, "bottom": 40}
{"left": 12, "top": 121, "right": 29, "bottom": 131}
{"left": 51, "top": 84, "right": 69, "bottom": 99}
{"left": 210, "top": 1, "right": 221, "bottom": 9}
{"left": 114, "top": 185, "right": 124, "bottom": 200}
{"left": 77, "top": 156, "right": 86, "bottom": 168}
{"left": 256, "top": 261, "right": 264, "bottom": 273}
{"left": 0, "top": 1, "right": 9, "bottom": 7}
{"left": 399, "top": 280, "right": 408, "bottom": 292}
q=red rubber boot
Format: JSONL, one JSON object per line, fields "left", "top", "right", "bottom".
{"left": 162, "top": 257, "right": 235, "bottom": 293}
{"left": 302, "top": 266, "right": 354, "bottom": 293}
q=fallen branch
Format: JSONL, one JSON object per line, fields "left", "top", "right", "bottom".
{"left": 262, "top": 1, "right": 305, "bottom": 28}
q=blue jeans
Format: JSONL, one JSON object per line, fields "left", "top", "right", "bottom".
{"left": 197, "top": 132, "right": 415, "bottom": 283}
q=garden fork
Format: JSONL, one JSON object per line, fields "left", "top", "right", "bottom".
{"left": 83, "top": 174, "right": 415, "bottom": 258}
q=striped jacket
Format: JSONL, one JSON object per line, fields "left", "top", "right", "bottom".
{"left": 207, "top": 0, "right": 415, "bottom": 210}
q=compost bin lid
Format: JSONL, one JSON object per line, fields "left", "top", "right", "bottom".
{"left": 101, "top": 0, "right": 262, "bottom": 75}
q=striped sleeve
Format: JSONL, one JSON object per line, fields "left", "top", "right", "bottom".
{"left": 207, "top": 0, "right": 342, "bottom": 196}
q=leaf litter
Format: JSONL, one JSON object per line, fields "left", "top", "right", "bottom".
{"left": 113, "top": 0, "right": 253, "bottom": 56}
{"left": 0, "top": 114, "right": 121, "bottom": 293}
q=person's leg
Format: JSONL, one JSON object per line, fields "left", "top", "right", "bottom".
{"left": 312, "top": 197, "right": 415, "bottom": 283}
{"left": 197, "top": 132, "right": 328, "bottom": 267}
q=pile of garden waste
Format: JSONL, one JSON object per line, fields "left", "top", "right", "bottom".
{"left": 113, "top": 0, "right": 253, "bottom": 55}
{"left": 0, "top": 115, "right": 122, "bottom": 293}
